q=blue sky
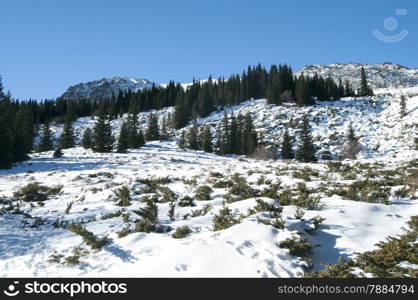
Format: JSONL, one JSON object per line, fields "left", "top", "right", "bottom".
{"left": 0, "top": 0, "right": 417, "bottom": 100}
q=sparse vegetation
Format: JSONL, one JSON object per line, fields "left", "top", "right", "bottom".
{"left": 13, "top": 182, "right": 63, "bottom": 202}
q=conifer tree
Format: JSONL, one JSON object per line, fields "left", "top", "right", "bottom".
{"left": 117, "top": 122, "right": 130, "bottom": 153}
{"left": 400, "top": 95, "right": 407, "bottom": 118}
{"left": 295, "top": 75, "right": 314, "bottom": 106}
{"left": 178, "top": 131, "right": 186, "bottom": 149}
{"left": 81, "top": 128, "right": 93, "bottom": 149}
{"left": 187, "top": 122, "right": 199, "bottom": 150}
{"left": 201, "top": 125, "right": 213, "bottom": 153}
{"left": 14, "top": 106, "right": 34, "bottom": 161}
{"left": 37, "top": 120, "right": 54, "bottom": 152}
{"left": 359, "top": 66, "right": 374, "bottom": 96}
{"left": 267, "top": 65, "right": 281, "bottom": 105}
{"left": 242, "top": 112, "right": 257, "bottom": 154}
{"left": 281, "top": 128, "right": 294, "bottom": 159}
{"left": 53, "top": 147, "right": 63, "bottom": 158}
{"left": 344, "top": 124, "right": 360, "bottom": 159}
{"left": 137, "top": 130, "right": 145, "bottom": 148}
{"left": 0, "top": 99, "right": 14, "bottom": 168}
{"left": 59, "top": 115, "right": 75, "bottom": 149}
{"left": 93, "top": 105, "right": 114, "bottom": 153}
{"left": 295, "top": 115, "right": 316, "bottom": 162}
{"left": 145, "top": 113, "right": 160, "bottom": 141}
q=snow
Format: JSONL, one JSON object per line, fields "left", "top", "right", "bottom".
{"left": 1, "top": 83, "right": 417, "bottom": 277}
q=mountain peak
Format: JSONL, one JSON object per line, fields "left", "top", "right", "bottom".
{"left": 61, "top": 76, "right": 156, "bottom": 100}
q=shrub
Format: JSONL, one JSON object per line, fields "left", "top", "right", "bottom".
{"left": 178, "top": 195, "right": 194, "bottom": 207}
{"left": 190, "top": 204, "right": 212, "bottom": 217}
{"left": 248, "top": 199, "right": 283, "bottom": 218}
{"left": 194, "top": 185, "right": 213, "bottom": 201}
{"left": 65, "top": 201, "right": 74, "bottom": 214}
{"left": 13, "top": 182, "right": 63, "bottom": 202}
{"left": 67, "top": 223, "right": 109, "bottom": 250}
{"left": 213, "top": 206, "right": 241, "bottom": 231}
{"left": 117, "top": 227, "right": 131, "bottom": 238}
{"left": 132, "top": 198, "right": 159, "bottom": 233}
{"left": 172, "top": 226, "right": 190, "bottom": 239}
{"left": 64, "top": 247, "right": 89, "bottom": 266}
{"left": 113, "top": 186, "right": 131, "bottom": 206}
{"left": 279, "top": 237, "right": 312, "bottom": 257}
{"left": 158, "top": 187, "right": 177, "bottom": 203}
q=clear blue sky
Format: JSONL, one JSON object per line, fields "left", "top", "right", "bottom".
{"left": 1, "top": 0, "right": 417, "bottom": 100}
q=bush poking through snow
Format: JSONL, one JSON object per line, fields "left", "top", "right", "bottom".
{"left": 133, "top": 197, "right": 159, "bottom": 233}
{"left": 190, "top": 204, "right": 212, "bottom": 217}
{"left": 172, "top": 226, "right": 190, "bottom": 239}
{"left": 194, "top": 185, "right": 213, "bottom": 201}
{"left": 279, "top": 237, "right": 312, "bottom": 257}
{"left": 67, "top": 223, "right": 109, "bottom": 250}
{"left": 113, "top": 186, "right": 131, "bottom": 206}
{"left": 213, "top": 206, "right": 241, "bottom": 231}
{"left": 178, "top": 195, "right": 194, "bottom": 207}
{"left": 13, "top": 182, "right": 63, "bottom": 202}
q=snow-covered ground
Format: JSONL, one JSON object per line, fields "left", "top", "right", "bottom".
{"left": 0, "top": 87, "right": 417, "bottom": 277}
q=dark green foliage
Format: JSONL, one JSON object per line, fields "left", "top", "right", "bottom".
{"left": 145, "top": 113, "right": 160, "bottom": 141}
{"left": 213, "top": 206, "right": 241, "bottom": 231}
{"left": 13, "top": 106, "right": 35, "bottom": 161}
{"left": 81, "top": 128, "right": 93, "bottom": 149}
{"left": 296, "top": 115, "right": 317, "bottom": 162}
{"left": 59, "top": 115, "right": 75, "bottom": 149}
{"left": 13, "top": 182, "right": 63, "bottom": 202}
{"left": 194, "top": 185, "right": 213, "bottom": 201}
{"left": 67, "top": 223, "right": 109, "bottom": 250}
{"left": 133, "top": 197, "right": 158, "bottom": 233}
{"left": 281, "top": 128, "right": 294, "bottom": 159}
{"left": 178, "top": 195, "right": 194, "bottom": 207}
{"left": 53, "top": 147, "right": 63, "bottom": 158}
{"left": 93, "top": 104, "right": 114, "bottom": 153}
{"left": 172, "top": 226, "right": 190, "bottom": 239}
{"left": 186, "top": 122, "right": 199, "bottom": 150}
{"left": 117, "top": 122, "right": 130, "bottom": 153}
{"left": 359, "top": 66, "right": 374, "bottom": 97}
{"left": 113, "top": 186, "right": 131, "bottom": 206}
{"left": 37, "top": 120, "right": 54, "bottom": 152}
{"left": 279, "top": 237, "right": 312, "bottom": 257}
{"left": 201, "top": 125, "right": 213, "bottom": 153}
{"left": 344, "top": 124, "right": 360, "bottom": 159}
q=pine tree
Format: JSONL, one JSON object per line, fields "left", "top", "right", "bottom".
{"left": 400, "top": 95, "right": 407, "bottom": 118}
{"left": 345, "top": 124, "right": 360, "bottom": 159}
{"left": 359, "top": 66, "right": 373, "bottom": 96}
{"left": 93, "top": 105, "right": 114, "bottom": 153}
{"left": 81, "top": 128, "right": 93, "bottom": 149}
{"left": 295, "top": 115, "right": 316, "bottom": 162}
{"left": 37, "top": 120, "right": 54, "bottom": 152}
{"left": 187, "top": 122, "right": 199, "bottom": 150}
{"left": 242, "top": 112, "right": 257, "bottom": 154}
{"left": 281, "top": 128, "right": 294, "bottom": 159}
{"left": 201, "top": 125, "right": 213, "bottom": 153}
{"left": 295, "top": 75, "right": 314, "bottom": 106}
{"left": 145, "top": 113, "right": 160, "bottom": 141}
{"left": 117, "top": 122, "right": 130, "bottom": 153}
{"left": 53, "top": 147, "right": 63, "bottom": 158}
{"left": 266, "top": 65, "right": 281, "bottom": 105}
{"left": 59, "top": 115, "right": 75, "bottom": 149}
{"left": 0, "top": 99, "right": 14, "bottom": 169}
{"left": 137, "top": 130, "right": 145, "bottom": 148}
{"left": 14, "top": 106, "right": 34, "bottom": 161}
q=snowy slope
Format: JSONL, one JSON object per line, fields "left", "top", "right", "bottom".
{"left": 296, "top": 62, "right": 418, "bottom": 89}
{"left": 61, "top": 76, "right": 156, "bottom": 101}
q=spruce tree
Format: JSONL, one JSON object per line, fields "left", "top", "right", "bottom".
{"left": 400, "top": 95, "right": 407, "bottom": 118}
{"left": 14, "top": 106, "right": 34, "bottom": 161}
{"left": 345, "top": 124, "right": 360, "bottom": 159}
{"left": 295, "top": 115, "right": 316, "bottom": 162}
{"left": 178, "top": 131, "right": 186, "bottom": 149}
{"left": 117, "top": 122, "right": 130, "bottom": 153}
{"left": 0, "top": 99, "right": 14, "bottom": 168}
{"left": 201, "top": 125, "right": 213, "bottom": 153}
{"left": 145, "top": 114, "right": 160, "bottom": 141}
{"left": 187, "top": 123, "right": 199, "bottom": 150}
{"left": 37, "top": 120, "right": 54, "bottom": 152}
{"left": 93, "top": 105, "right": 114, "bottom": 153}
{"left": 53, "top": 147, "right": 63, "bottom": 158}
{"left": 137, "top": 130, "right": 145, "bottom": 148}
{"left": 266, "top": 65, "right": 281, "bottom": 105}
{"left": 359, "top": 66, "right": 373, "bottom": 96}
{"left": 59, "top": 115, "right": 75, "bottom": 149}
{"left": 242, "top": 112, "right": 257, "bottom": 154}
{"left": 81, "top": 128, "right": 93, "bottom": 149}
{"left": 281, "top": 128, "right": 294, "bottom": 159}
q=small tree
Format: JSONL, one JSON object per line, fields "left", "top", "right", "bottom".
{"left": 201, "top": 125, "right": 212, "bottom": 153}
{"left": 59, "top": 116, "right": 75, "bottom": 149}
{"left": 37, "top": 120, "right": 53, "bottom": 152}
{"left": 281, "top": 128, "right": 294, "bottom": 159}
{"left": 117, "top": 122, "right": 130, "bottom": 153}
{"left": 81, "top": 128, "right": 93, "bottom": 149}
{"left": 400, "top": 95, "right": 407, "bottom": 118}
{"left": 344, "top": 124, "right": 360, "bottom": 159}
{"left": 178, "top": 132, "right": 186, "bottom": 149}
{"left": 359, "top": 66, "right": 373, "bottom": 96}
{"left": 93, "top": 106, "right": 114, "bottom": 153}
{"left": 145, "top": 114, "right": 160, "bottom": 141}
{"left": 53, "top": 147, "right": 63, "bottom": 158}
{"left": 187, "top": 123, "right": 199, "bottom": 150}
{"left": 295, "top": 115, "right": 316, "bottom": 162}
